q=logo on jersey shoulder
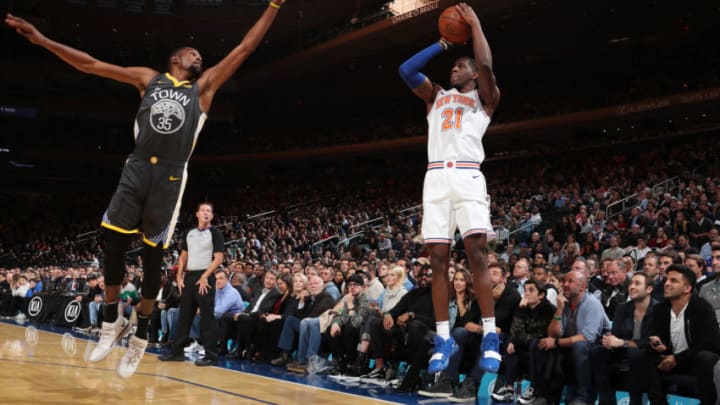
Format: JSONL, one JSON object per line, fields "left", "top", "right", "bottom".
{"left": 148, "top": 88, "right": 190, "bottom": 134}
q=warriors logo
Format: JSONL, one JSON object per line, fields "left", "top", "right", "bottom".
{"left": 150, "top": 99, "right": 185, "bottom": 134}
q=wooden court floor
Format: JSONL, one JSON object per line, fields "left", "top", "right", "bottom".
{"left": 0, "top": 322, "right": 404, "bottom": 404}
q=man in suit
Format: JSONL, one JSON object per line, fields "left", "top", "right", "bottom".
{"left": 228, "top": 270, "right": 281, "bottom": 358}
{"left": 597, "top": 272, "right": 658, "bottom": 405}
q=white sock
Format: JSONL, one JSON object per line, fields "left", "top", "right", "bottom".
{"left": 482, "top": 317, "right": 496, "bottom": 337}
{"left": 436, "top": 321, "right": 450, "bottom": 339}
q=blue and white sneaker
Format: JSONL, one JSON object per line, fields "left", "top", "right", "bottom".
{"left": 478, "top": 332, "right": 501, "bottom": 373}
{"left": 428, "top": 335, "right": 458, "bottom": 374}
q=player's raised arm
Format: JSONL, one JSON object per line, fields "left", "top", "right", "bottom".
{"left": 455, "top": 3, "right": 500, "bottom": 116}
{"left": 198, "top": 0, "right": 285, "bottom": 101}
{"left": 5, "top": 13, "right": 157, "bottom": 94}
{"left": 398, "top": 39, "right": 451, "bottom": 106}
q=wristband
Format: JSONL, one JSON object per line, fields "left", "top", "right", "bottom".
{"left": 553, "top": 315, "right": 562, "bottom": 321}
{"left": 269, "top": 1, "right": 281, "bottom": 9}
{"left": 439, "top": 38, "right": 452, "bottom": 51}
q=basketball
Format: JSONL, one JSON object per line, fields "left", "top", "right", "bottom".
{"left": 438, "top": 6, "right": 471, "bottom": 44}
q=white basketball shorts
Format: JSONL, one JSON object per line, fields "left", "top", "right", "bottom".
{"left": 421, "top": 161, "right": 495, "bottom": 244}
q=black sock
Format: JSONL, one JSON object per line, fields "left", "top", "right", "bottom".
{"left": 135, "top": 314, "right": 150, "bottom": 339}
{"left": 103, "top": 301, "right": 119, "bottom": 323}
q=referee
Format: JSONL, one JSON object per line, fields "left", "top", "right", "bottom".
{"left": 160, "top": 202, "right": 225, "bottom": 366}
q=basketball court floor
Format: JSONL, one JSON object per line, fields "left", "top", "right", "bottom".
{"left": 0, "top": 319, "right": 429, "bottom": 404}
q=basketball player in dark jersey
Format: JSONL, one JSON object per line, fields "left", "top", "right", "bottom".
{"left": 6, "top": 1, "right": 287, "bottom": 377}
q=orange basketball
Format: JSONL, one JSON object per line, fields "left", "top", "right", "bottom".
{"left": 438, "top": 6, "right": 471, "bottom": 44}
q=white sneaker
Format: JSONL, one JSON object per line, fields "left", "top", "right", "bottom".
{"left": 117, "top": 335, "right": 148, "bottom": 378}
{"left": 184, "top": 341, "right": 200, "bottom": 353}
{"left": 88, "top": 316, "right": 132, "bottom": 362}
{"left": 197, "top": 347, "right": 205, "bottom": 356}
{"left": 15, "top": 312, "right": 27, "bottom": 321}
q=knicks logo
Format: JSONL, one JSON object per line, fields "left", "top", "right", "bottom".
{"left": 64, "top": 301, "right": 82, "bottom": 323}
{"left": 150, "top": 99, "right": 185, "bottom": 134}
{"left": 28, "top": 296, "right": 43, "bottom": 317}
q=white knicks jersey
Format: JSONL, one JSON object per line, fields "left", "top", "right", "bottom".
{"left": 426, "top": 88, "right": 490, "bottom": 164}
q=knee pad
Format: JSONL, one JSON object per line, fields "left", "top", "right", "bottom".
{"left": 140, "top": 244, "right": 164, "bottom": 299}
{"left": 103, "top": 229, "right": 133, "bottom": 286}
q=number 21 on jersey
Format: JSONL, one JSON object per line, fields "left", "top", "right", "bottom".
{"left": 441, "top": 107, "right": 463, "bottom": 131}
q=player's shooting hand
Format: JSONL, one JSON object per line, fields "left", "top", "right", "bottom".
{"left": 5, "top": 14, "right": 45, "bottom": 45}
{"left": 455, "top": 3, "right": 480, "bottom": 29}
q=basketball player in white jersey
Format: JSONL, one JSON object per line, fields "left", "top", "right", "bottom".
{"left": 398, "top": 3, "right": 501, "bottom": 375}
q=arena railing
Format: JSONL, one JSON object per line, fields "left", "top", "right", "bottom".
{"left": 651, "top": 176, "right": 679, "bottom": 199}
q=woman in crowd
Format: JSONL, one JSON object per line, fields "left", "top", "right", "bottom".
{"left": 649, "top": 227, "right": 668, "bottom": 249}
{"left": 354, "top": 265, "right": 408, "bottom": 378}
{"left": 580, "top": 232, "right": 601, "bottom": 258}
{"left": 418, "top": 268, "right": 482, "bottom": 398}
{"left": 333, "top": 270, "right": 345, "bottom": 293}
{"left": 235, "top": 272, "right": 293, "bottom": 360}
{"left": 256, "top": 273, "right": 307, "bottom": 361}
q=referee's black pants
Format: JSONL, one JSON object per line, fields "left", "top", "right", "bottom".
{"left": 170, "top": 271, "right": 218, "bottom": 360}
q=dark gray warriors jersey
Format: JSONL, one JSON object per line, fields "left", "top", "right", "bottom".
{"left": 133, "top": 73, "right": 207, "bottom": 161}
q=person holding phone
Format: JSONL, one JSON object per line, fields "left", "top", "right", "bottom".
{"left": 642, "top": 264, "right": 720, "bottom": 405}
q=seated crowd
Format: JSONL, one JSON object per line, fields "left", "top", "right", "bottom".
{"left": 3, "top": 237, "right": 720, "bottom": 404}
{"left": 1, "top": 138, "right": 719, "bottom": 403}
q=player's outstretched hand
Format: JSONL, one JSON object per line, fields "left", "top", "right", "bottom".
{"left": 5, "top": 13, "right": 45, "bottom": 44}
{"left": 455, "top": 3, "right": 480, "bottom": 29}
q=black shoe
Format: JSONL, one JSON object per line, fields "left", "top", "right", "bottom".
{"left": 271, "top": 352, "right": 290, "bottom": 366}
{"left": 396, "top": 369, "right": 421, "bottom": 392}
{"left": 195, "top": 357, "right": 217, "bottom": 367}
{"left": 418, "top": 374, "right": 454, "bottom": 398}
{"left": 158, "top": 352, "right": 185, "bottom": 362}
{"left": 346, "top": 352, "right": 369, "bottom": 376}
{"left": 449, "top": 377, "right": 478, "bottom": 403}
{"left": 321, "top": 358, "right": 345, "bottom": 375}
